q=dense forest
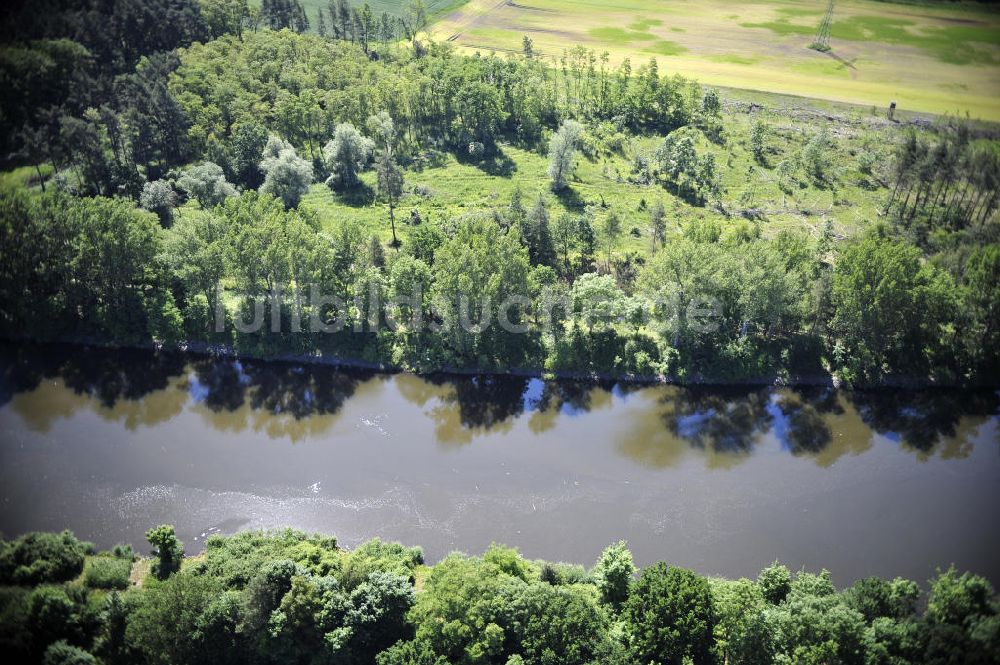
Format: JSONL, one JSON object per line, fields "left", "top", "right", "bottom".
{"left": 1, "top": 528, "right": 999, "bottom": 665}
{"left": 0, "top": 0, "right": 997, "bottom": 389}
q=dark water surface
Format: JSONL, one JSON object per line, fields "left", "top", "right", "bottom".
{"left": 1, "top": 343, "right": 998, "bottom": 586}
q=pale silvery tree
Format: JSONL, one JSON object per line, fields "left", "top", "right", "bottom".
{"left": 140, "top": 179, "right": 177, "bottom": 225}
{"left": 323, "top": 122, "right": 374, "bottom": 191}
{"left": 547, "top": 119, "right": 584, "bottom": 191}
{"left": 177, "top": 162, "right": 237, "bottom": 209}
{"left": 260, "top": 135, "right": 313, "bottom": 209}
{"left": 367, "top": 112, "right": 404, "bottom": 247}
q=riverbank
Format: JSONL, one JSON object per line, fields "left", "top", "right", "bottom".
{"left": 5, "top": 333, "right": 995, "bottom": 390}
{"left": 2, "top": 527, "right": 998, "bottom": 665}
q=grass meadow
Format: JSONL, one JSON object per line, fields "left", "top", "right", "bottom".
{"left": 240, "top": 99, "right": 899, "bottom": 261}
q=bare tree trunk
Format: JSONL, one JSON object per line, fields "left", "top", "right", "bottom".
{"left": 947, "top": 178, "right": 972, "bottom": 227}
{"left": 907, "top": 181, "right": 930, "bottom": 221}
{"left": 34, "top": 162, "right": 46, "bottom": 192}
{"left": 968, "top": 189, "right": 987, "bottom": 227}
{"left": 977, "top": 190, "right": 997, "bottom": 226}
{"left": 885, "top": 174, "right": 904, "bottom": 213}
{"left": 389, "top": 200, "right": 398, "bottom": 248}
{"left": 927, "top": 180, "right": 948, "bottom": 226}
{"left": 898, "top": 187, "right": 913, "bottom": 221}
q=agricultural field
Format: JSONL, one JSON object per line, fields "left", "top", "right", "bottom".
{"left": 426, "top": 0, "right": 1000, "bottom": 120}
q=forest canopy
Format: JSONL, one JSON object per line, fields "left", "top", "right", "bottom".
{"left": 2, "top": 528, "right": 1000, "bottom": 665}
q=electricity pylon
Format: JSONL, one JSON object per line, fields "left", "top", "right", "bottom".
{"left": 810, "top": 0, "right": 834, "bottom": 52}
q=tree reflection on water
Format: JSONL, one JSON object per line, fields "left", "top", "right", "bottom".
{"left": 1, "top": 342, "right": 996, "bottom": 463}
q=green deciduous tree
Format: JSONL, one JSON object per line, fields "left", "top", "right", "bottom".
{"left": 200, "top": 0, "right": 250, "bottom": 39}
{"left": 230, "top": 122, "right": 268, "bottom": 189}
{"left": 649, "top": 200, "right": 666, "bottom": 251}
{"left": 145, "top": 525, "right": 183, "bottom": 580}
{"left": 27, "top": 586, "right": 86, "bottom": 652}
{"left": 624, "top": 562, "right": 716, "bottom": 665}
{"left": 552, "top": 212, "right": 579, "bottom": 277}
{"left": 388, "top": 254, "right": 432, "bottom": 330}
{"left": 926, "top": 567, "right": 995, "bottom": 628}
{"left": 126, "top": 570, "right": 221, "bottom": 665}
{"left": 505, "top": 582, "right": 611, "bottom": 664}
{"left": 845, "top": 576, "right": 919, "bottom": 623}
{"left": 453, "top": 82, "right": 507, "bottom": 151}
{"left": 432, "top": 217, "right": 531, "bottom": 364}
{"left": 768, "top": 590, "right": 866, "bottom": 665}
{"left": 830, "top": 234, "right": 959, "bottom": 383}
{"left": 592, "top": 540, "right": 635, "bottom": 610}
{"left": 406, "top": 223, "right": 445, "bottom": 265}
{"left": 368, "top": 112, "right": 404, "bottom": 247}
{"left": 600, "top": 210, "right": 623, "bottom": 270}
{"left": 655, "top": 128, "right": 718, "bottom": 203}
{"left": 347, "top": 571, "right": 416, "bottom": 659}
{"left": 376, "top": 151, "right": 404, "bottom": 248}
{"left": 161, "top": 210, "right": 228, "bottom": 336}
{"left": 758, "top": 561, "right": 792, "bottom": 605}
{"left": 962, "top": 244, "right": 1000, "bottom": 379}
{"left": 572, "top": 272, "right": 620, "bottom": 332}
{"left": 709, "top": 577, "right": 769, "bottom": 665}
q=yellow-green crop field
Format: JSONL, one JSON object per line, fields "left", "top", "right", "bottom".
{"left": 425, "top": 0, "right": 1000, "bottom": 120}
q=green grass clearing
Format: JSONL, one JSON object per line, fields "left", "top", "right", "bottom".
{"left": 281, "top": 100, "right": 896, "bottom": 260}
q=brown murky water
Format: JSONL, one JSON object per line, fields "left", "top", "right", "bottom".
{"left": 0, "top": 343, "right": 997, "bottom": 585}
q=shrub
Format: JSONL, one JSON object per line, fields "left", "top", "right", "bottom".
{"left": 342, "top": 538, "right": 424, "bottom": 590}
{"left": 802, "top": 129, "right": 830, "bottom": 182}
{"left": 198, "top": 529, "right": 340, "bottom": 589}
{"left": 43, "top": 641, "right": 97, "bottom": 665}
{"left": 547, "top": 562, "right": 590, "bottom": 585}
{"left": 0, "top": 531, "right": 90, "bottom": 585}
{"left": 83, "top": 557, "right": 131, "bottom": 590}
{"left": 857, "top": 150, "right": 876, "bottom": 175}
{"left": 750, "top": 120, "right": 769, "bottom": 164}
